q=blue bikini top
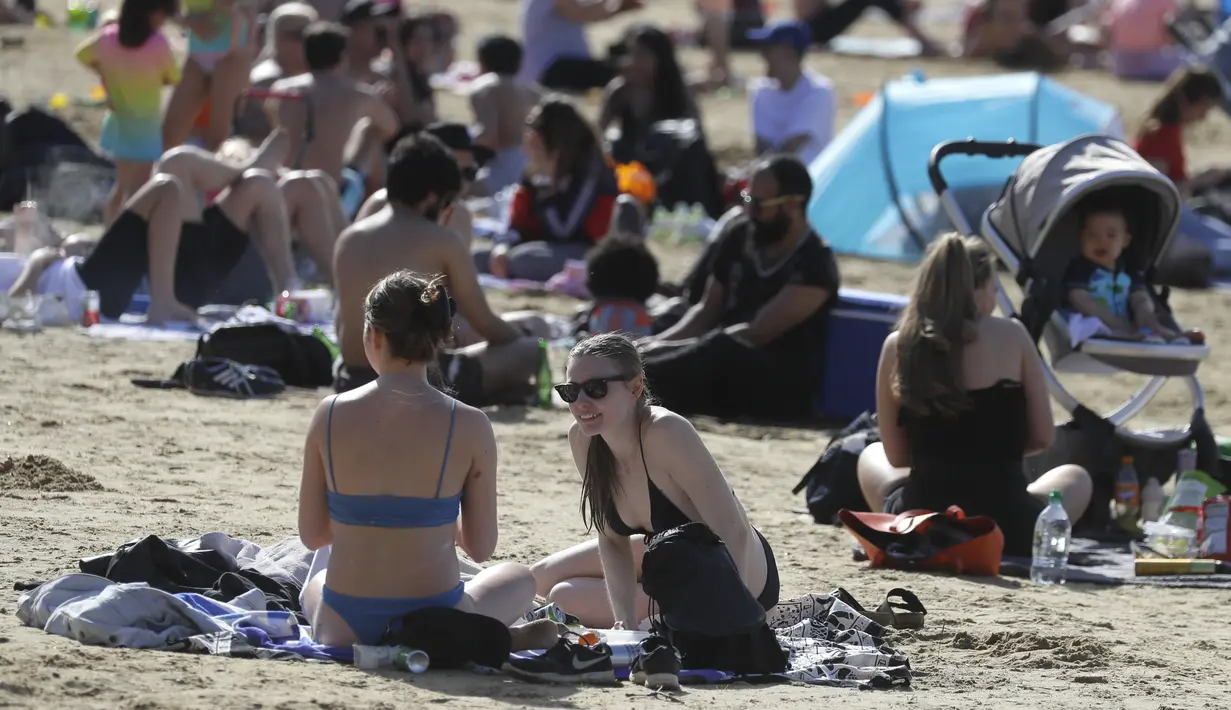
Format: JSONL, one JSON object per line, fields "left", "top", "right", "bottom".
{"left": 325, "top": 395, "right": 461, "bottom": 528}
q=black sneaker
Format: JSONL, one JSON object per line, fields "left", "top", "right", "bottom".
{"left": 630, "top": 635, "right": 681, "bottom": 690}
{"left": 183, "top": 357, "right": 285, "bottom": 399}
{"left": 502, "top": 638, "right": 617, "bottom": 684}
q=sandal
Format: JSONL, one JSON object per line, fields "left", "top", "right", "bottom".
{"left": 868, "top": 588, "right": 927, "bottom": 629}
{"left": 829, "top": 588, "right": 927, "bottom": 630}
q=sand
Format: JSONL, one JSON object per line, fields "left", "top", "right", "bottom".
{"left": 3, "top": 1, "right": 1231, "bottom": 708}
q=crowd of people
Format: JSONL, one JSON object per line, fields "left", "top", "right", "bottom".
{"left": 1, "top": 0, "right": 1225, "bottom": 663}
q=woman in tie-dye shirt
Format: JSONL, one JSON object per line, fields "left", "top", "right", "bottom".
{"left": 76, "top": 0, "right": 181, "bottom": 226}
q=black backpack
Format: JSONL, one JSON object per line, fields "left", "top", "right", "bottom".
{"left": 792, "top": 411, "right": 879, "bottom": 524}
{"left": 196, "top": 323, "right": 334, "bottom": 389}
{"left": 640, "top": 523, "right": 787, "bottom": 676}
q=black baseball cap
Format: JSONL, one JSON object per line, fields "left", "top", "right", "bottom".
{"left": 341, "top": 0, "right": 398, "bottom": 25}
{"left": 425, "top": 122, "right": 495, "bottom": 166}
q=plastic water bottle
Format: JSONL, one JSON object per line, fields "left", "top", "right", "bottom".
{"left": 13, "top": 200, "right": 39, "bottom": 256}
{"left": 1031, "top": 489, "right": 1071, "bottom": 585}
{"left": 1141, "top": 477, "right": 1165, "bottom": 523}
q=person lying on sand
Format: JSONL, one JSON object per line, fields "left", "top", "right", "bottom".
{"left": 265, "top": 21, "right": 399, "bottom": 219}
{"left": 298, "top": 269, "right": 559, "bottom": 651}
{"left": 856, "top": 233, "right": 1092, "bottom": 558}
{"left": 530, "top": 332, "right": 781, "bottom": 629}
{"left": 9, "top": 129, "right": 298, "bottom": 325}
{"left": 332, "top": 133, "right": 543, "bottom": 403}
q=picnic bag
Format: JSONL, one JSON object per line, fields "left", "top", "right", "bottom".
{"left": 839, "top": 506, "right": 1005, "bottom": 576}
{"left": 196, "top": 323, "right": 333, "bottom": 389}
{"left": 640, "top": 522, "right": 787, "bottom": 675}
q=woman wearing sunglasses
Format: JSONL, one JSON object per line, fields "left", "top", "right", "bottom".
{"left": 298, "top": 269, "right": 558, "bottom": 648}
{"left": 529, "top": 332, "right": 780, "bottom": 629}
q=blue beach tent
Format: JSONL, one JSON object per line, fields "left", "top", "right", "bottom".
{"left": 807, "top": 72, "right": 1123, "bottom": 262}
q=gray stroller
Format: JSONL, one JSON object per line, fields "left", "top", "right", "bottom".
{"left": 928, "top": 134, "right": 1223, "bottom": 525}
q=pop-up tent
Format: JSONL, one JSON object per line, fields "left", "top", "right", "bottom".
{"left": 807, "top": 72, "right": 1123, "bottom": 262}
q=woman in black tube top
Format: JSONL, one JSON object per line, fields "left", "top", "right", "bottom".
{"left": 856, "top": 233, "right": 1093, "bottom": 557}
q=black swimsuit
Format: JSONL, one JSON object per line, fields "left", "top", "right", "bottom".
{"left": 609, "top": 426, "right": 780, "bottom": 611}
{"left": 888, "top": 379, "right": 1045, "bottom": 557}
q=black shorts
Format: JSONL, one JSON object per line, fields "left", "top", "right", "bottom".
{"left": 754, "top": 528, "right": 780, "bottom": 611}
{"left": 334, "top": 351, "right": 484, "bottom": 405}
{"left": 76, "top": 206, "right": 250, "bottom": 319}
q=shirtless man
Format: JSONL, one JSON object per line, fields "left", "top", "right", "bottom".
{"left": 354, "top": 122, "right": 483, "bottom": 249}
{"left": 468, "top": 34, "right": 541, "bottom": 198}
{"left": 267, "top": 21, "right": 399, "bottom": 220}
{"left": 333, "top": 133, "right": 543, "bottom": 404}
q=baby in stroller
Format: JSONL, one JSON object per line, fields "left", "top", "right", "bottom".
{"left": 1064, "top": 192, "right": 1204, "bottom": 344}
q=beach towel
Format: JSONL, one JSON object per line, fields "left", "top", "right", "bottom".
{"left": 508, "top": 591, "right": 912, "bottom": 687}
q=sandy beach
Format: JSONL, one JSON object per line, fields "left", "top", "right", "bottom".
{"left": 3, "top": 1, "right": 1231, "bottom": 708}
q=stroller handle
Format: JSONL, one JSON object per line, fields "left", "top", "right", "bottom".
{"left": 927, "top": 139, "right": 1041, "bottom": 196}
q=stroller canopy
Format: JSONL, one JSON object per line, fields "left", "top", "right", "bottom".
{"left": 986, "top": 134, "right": 1182, "bottom": 272}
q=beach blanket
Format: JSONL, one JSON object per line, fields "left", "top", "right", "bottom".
{"left": 1000, "top": 538, "right": 1231, "bottom": 588}
{"left": 16, "top": 535, "right": 911, "bottom": 688}
{"left": 82, "top": 304, "right": 336, "bottom": 343}
{"left": 510, "top": 592, "right": 911, "bottom": 688}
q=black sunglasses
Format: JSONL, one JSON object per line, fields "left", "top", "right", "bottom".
{"left": 461, "top": 166, "right": 477, "bottom": 182}
{"left": 554, "top": 375, "right": 631, "bottom": 404}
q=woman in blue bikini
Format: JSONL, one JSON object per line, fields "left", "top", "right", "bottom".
{"left": 297, "top": 270, "right": 549, "bottom": 646}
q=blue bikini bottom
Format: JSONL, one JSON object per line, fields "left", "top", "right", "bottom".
{"left": 322, "top": 582, "right": 466, "bottom": 645}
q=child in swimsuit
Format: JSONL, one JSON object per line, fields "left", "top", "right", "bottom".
{"left": 76, "top": 0, "right": 181, "bottom": 227}
{"left": 161, "top": 0, "right": 256, "bottom": 151}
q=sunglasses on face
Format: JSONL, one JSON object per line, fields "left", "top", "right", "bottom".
{"left": 554, "top": 375, "right": 631, "bottom": 404}
{"left": 461, "top": 165, "right": 477, "bottom": 182}
{"left": 740, "top": 189, "right": 800, "bottom": 213}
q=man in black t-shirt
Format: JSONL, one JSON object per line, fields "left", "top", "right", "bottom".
{"left": 640, "top": 153, "right": 840, "bottom": 421}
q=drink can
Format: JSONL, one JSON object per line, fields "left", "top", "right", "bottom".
{"left": 1199, "top": 496, "right": 1230, "bottom": 561}
{"left": 82, "top": 290, "right": 100, "bottom": 327}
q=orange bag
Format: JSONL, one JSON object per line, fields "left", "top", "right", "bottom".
{"left": 616, "top": 161, "right": 657, "bottom": 205}
{"left": 838, "top": 506, "right": 1005, "bottom": 576}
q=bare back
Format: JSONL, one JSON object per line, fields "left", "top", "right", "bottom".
{"left": 333, "top": 210, "right": 461, "bottom": 366}
{"left": 961, "top": 316, "right": 1027, "bottom": 389}
{"left": 471, "top": 74, "right": 541, "bottom": 151}
{"left": 270, "top": 72, "right": 382, "bottom": 182}
{"left": 315, "top": 387, "right": 488, "bottom": 599}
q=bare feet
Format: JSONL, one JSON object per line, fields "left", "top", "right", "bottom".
{"left": 249, "top": 128, "right": 290, "bottom": 173}
{"left": 146, "top": 299, "right": 201, "bottom": 326}
{"left": 508, "top": 618, "right": 562, "bottom": 652}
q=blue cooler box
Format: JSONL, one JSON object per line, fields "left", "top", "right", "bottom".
{"left": 815, "top": 288, "right": 908, "bottom": 421}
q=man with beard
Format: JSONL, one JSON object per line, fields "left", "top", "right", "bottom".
{"left": 639, "top": 154, "right": 840, "bottom": 422}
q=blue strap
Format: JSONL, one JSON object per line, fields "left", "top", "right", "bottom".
{"left": 325, "top": 395, "right": 339, "bottom": 492}
{"left": 435, "top": 399, "right": 458, "bottom": 498}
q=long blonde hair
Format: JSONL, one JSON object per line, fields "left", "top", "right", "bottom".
{"left": 895, "top": 233, "right": 994, "bottom": 417}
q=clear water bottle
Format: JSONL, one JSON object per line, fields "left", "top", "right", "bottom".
{"left": 1031, "top": 489, "right": 1071, "bottom": 585}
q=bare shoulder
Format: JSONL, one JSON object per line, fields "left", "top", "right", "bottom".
{"left": 982, "top": 315, "right": 1031, "bottom": 345}
{"left": 454, "top": 399, "right": 494, "bottom": 439}
{"left": 643, "top": 407, "right": 700, "bottom": 447}
{"left": 882, "top": 330, "right": 900, "bottom": 355}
